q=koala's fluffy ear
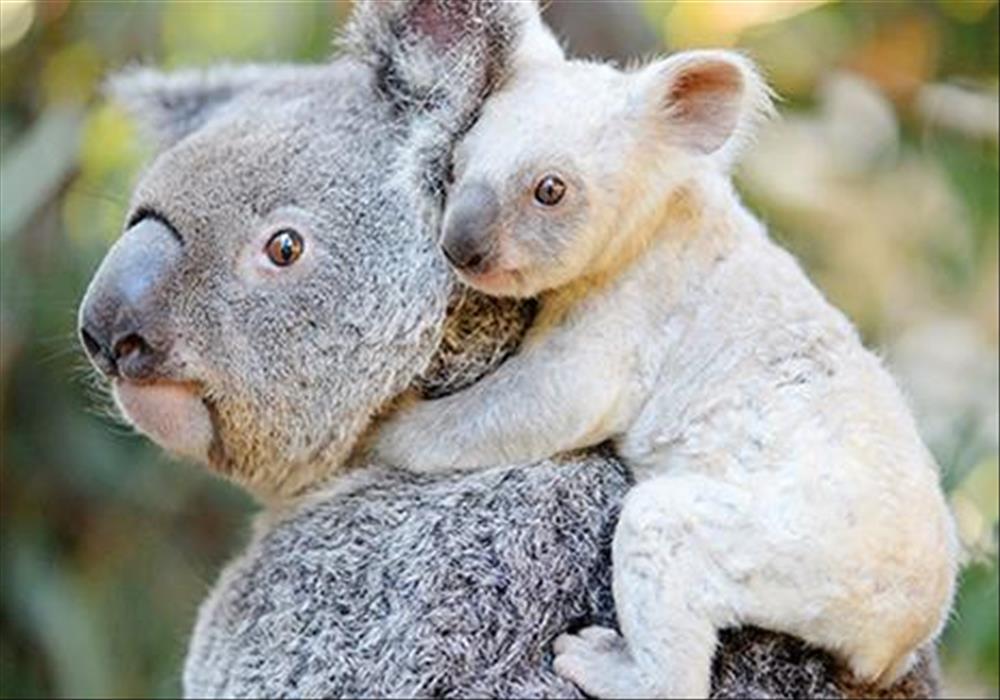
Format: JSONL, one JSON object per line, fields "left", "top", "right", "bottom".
{"left": 342, "top": 1, "right": 560, "bottom": 202}
{"left": 341, "top": 0, "right": 554, "bottom": 115}
{"left": 635, "top": 50, "right": 775, "bottom": 167}
{"left": 106, "top": 64, "right": 292, "bottom": 149}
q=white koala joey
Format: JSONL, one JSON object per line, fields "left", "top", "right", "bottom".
{"left": 374, "top": 22, "right": 958, "bottom": 700}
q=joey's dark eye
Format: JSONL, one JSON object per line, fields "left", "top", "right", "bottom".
{"left": 534, "top": 175, "right": 566, "bottom": 206}
{"left": 265, "top": 229, "right": 304, "bottom": 267}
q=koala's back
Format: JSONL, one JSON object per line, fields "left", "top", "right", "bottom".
{"left": 184, "top": 453, "right": 939, "bottom": 699}
{"left": 185, "top": 455, "right": 625, "bottom": 698}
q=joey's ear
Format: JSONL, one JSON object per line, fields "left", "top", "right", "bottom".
{"left": 341, "top": 0, "right": 556, "bottom": 115}
{"left": 635, "top": 50, "right": 775, "bottom": 165}
{"left": 105, "top": 64, "right": 294, "bottom": 149}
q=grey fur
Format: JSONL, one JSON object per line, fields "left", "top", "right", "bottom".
{"left": 86, "top": 0, "right": 942, "bottom": 696}
{"left": 413, "top": 288, "right": 536, "bottom": 400}
{"left": 107, "top": 63, "right": 308, "bottom": 149}
{"left": 106, "top": 58, "right": 454, "bottom": 498}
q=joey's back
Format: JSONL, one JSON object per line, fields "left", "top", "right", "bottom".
{"left": 615, "top": 196, "right": 873, "bottom": 473}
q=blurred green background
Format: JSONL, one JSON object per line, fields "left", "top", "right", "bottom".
{"left": 0, "top": 1, "right": 996, "bottom": 697}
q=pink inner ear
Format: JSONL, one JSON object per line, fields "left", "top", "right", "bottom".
{"left": 666, "top": 60, "right": 744, "bottom": 154}
{"left": 408, "top": 1, "right": 466, "bottom": 47}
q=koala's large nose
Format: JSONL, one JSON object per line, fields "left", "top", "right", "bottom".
{"left": 78, "top": 217, "right": 181, "bottom": 381}
{"left": 441, "top": 182, "right": 499, "bottom": 272}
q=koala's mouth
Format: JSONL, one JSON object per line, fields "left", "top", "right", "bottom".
{"left": 113, "top": 379, "right": 215, "bottom": 461}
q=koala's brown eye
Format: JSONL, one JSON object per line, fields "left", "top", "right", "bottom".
{"left": 265, "top": 229, "right": 304, "bottom": 267}
{"left": 534, "top": 175, "right": 566, "bottom": 206}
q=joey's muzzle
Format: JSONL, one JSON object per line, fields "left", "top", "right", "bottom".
{"left": 441, "top": 182, "right": 499, "bottom": 272}
{"left": 78, "top": 217, "right": 181, "bottom": 382}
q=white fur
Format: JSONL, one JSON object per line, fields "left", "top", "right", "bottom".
{"left": 375, "top": 43, "right": 957, "bottom": 699}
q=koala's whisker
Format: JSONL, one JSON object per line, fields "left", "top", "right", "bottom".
{"left": 84, "top": 392, "right": 135, "bottom": 434}
{"left": 37, "top": 344, "right": 85, "bottom": 367}
{"left": 38, "top": 328, "right": 80, "bottom": 342}
{"left": 69, "top": 357, "right": 108, "bottom": 383}
{"left": 34, "top": 336, "right": 83, "bottom": 364}
{"left": 75, "top": 367, "right": 114, "bottom": 401}
{"left": 81, "top": 381, "right": 114, "bottom": 405}
{"left": 3, "top": 292, "right": 81, "bottom": 315}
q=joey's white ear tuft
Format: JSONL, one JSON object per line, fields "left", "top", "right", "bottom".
{"left": 635, "top": 50, "right": 775, "bottom": 167}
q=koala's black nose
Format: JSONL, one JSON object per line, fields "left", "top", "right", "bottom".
{"left": 441, "top": 237, "right": 486, "bottom": 272}
{"left": 79, "top": 320, "right": 160, "bottom": 380}
{"left": 79, "top": 325, "right": 117, "bottom": 376}
{"left": 441, "top": 182, "right": 499, "bottom": 272}
{"left": 78, "top": 217, "right": 181, "bottom": 381}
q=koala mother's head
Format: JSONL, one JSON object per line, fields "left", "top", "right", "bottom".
{"left": 78, "top": 1, "right": 535, "bottom": 501}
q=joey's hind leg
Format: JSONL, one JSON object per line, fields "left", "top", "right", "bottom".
{"left": 554, "top": 474, "right": 751, "bottom": 699}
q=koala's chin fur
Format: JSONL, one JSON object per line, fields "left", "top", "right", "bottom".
{"left": 80, "top": 0, "right": 946, "bottom": 697}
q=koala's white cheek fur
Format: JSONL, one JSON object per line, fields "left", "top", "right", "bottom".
{"left": 114, "top": 381, "right": 213, "bottom": 461}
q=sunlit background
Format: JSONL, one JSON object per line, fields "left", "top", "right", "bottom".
{"left": 0, "top": 1, "right": 996, "bottom": 697}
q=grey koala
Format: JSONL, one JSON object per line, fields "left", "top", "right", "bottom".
{"left": 77, "top": 0, "right": 941, "bottom": 697}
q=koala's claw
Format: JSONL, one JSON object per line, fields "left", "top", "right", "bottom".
{"left": 553, "top": 626, "right": 657, "bottom": 699}
{"left": 553, "top": 625, "right": 622, "bottom": 655}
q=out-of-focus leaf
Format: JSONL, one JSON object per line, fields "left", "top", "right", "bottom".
{"left": 2, "top": 536, "right": 115, "bottom": 698}
{"left": 943, "top": 560, "right": 1000, "bottom": 688}
{"left": 41, "top": 42, "right": 103, "bottom": 106}
{"left": 0, "top": 108, "right": 82, "bottom": 241}
{"left": 845, "top": 13, "right": 939, "bottom": 100}
{"left": 918, "top": 82, "right": 1000, "bottom": 143}
{"left": 938, "top": 0, "right": 998, "bottom": 24}
{"left": 662, "top": 0, "right": 833, "bottom": 49}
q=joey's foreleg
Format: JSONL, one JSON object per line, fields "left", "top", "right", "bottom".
{"left": 374, "top": 340, "right": 629, "bottom": 473}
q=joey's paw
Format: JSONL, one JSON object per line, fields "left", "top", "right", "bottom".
{"left": 373, "top": 405, "right": 461, "bottom": 474}
{"left": 553, "top": 627, "right": 655, "bottom": 699}
{"left": 372, "top": 414, "right": 425, "bottom": 471}
{"left": 553, "top": 626, "right": 625, "bottom": 656}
